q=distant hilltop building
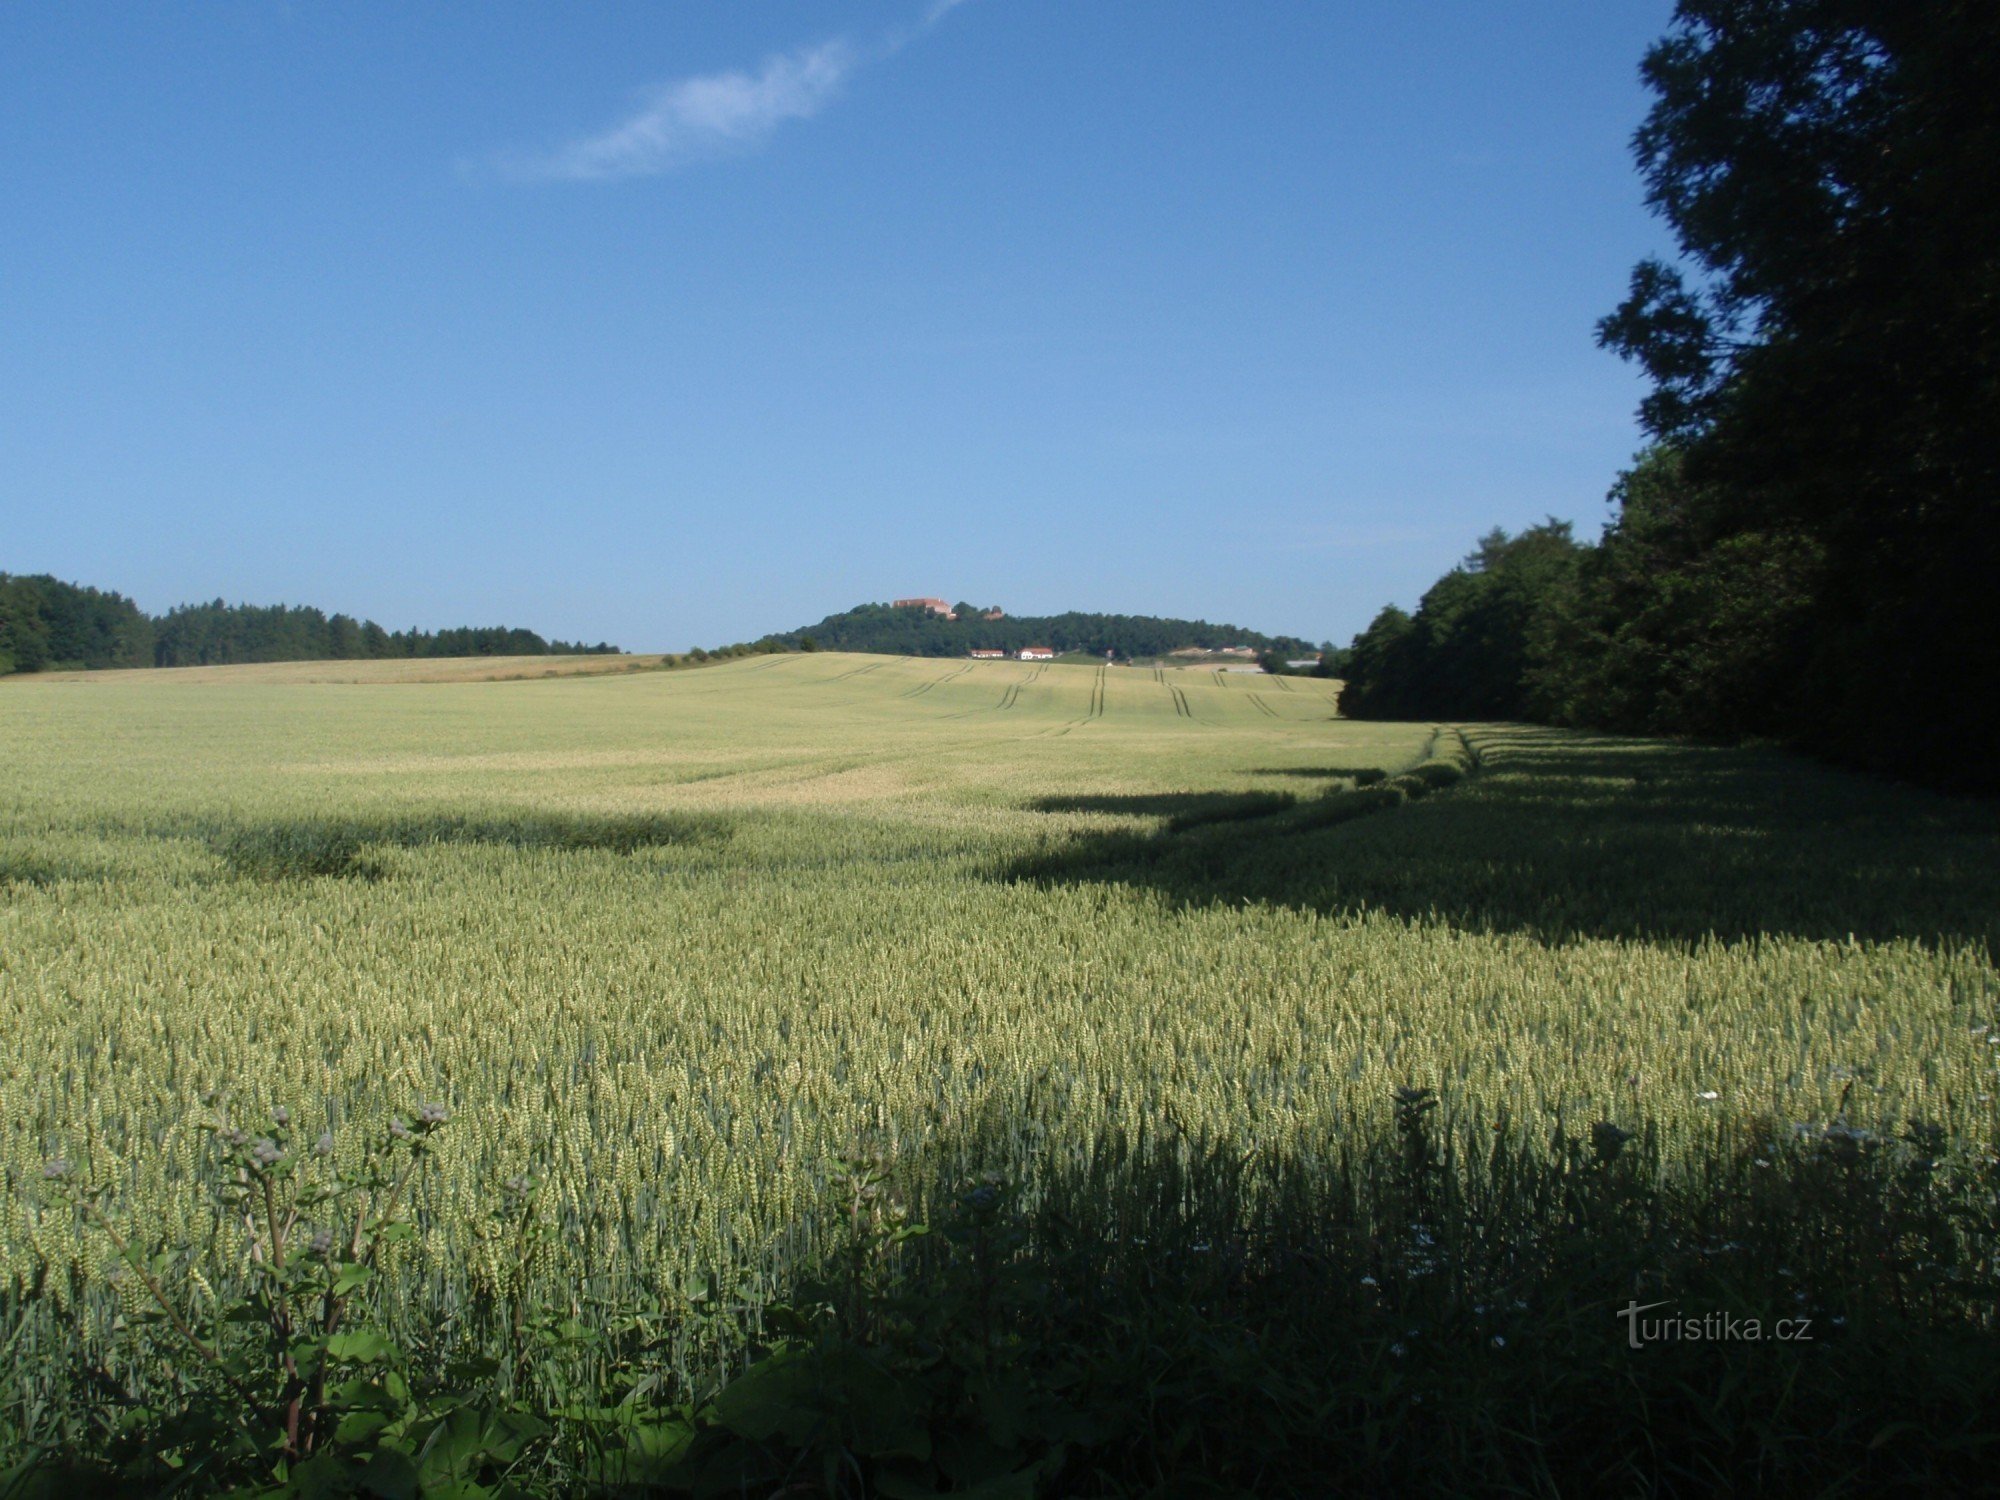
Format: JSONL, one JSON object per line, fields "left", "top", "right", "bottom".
{"left": 891, "top": 598, "right": 1005, "bottom": 621}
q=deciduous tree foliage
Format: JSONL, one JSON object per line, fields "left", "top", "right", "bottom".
{"left": 1599, "top": 0, "right": 1999, "bottom": 789}
{"left": 1338, "top": 525, "right": 1584, "bottom": 722}
{"left": 1345, "top": 0, "right": 1999, "bottom": 790}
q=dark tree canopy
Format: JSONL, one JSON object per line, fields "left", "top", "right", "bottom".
{"left": 1338, "top": 524, "right": 1584, "bottom": 722}
{"left": 1597, "top": 0, "right": 2000, "bottom": 787}
{"left": 0, "top": 575, "right": 153, "bottom": 675}
{"left": 1342, "top": 0, "right": 1999, "bottom": 792}
{"left": 774, "top": 603, "right": 1314, "bottom": 661}
{"left": 0, "top": 574, "right": 616, "bottom": 674}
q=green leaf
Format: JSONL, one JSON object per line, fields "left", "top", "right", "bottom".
{"left": 623, "top": 1416, "right": 696, "bottom": 1461}
{"left": 329, "top": 1377, "right": 405, "bottom": 1415}
{"left": 706, "top": 1348, "right": 820, "bottom": 1445}
{"left": 706, "top": 1345, "right": 930, "bottom": 1460}
{"left": 333, "top": 1263, "right": 374, "bottom": 1296}
{"left": 414, "top": 1407, "right": 552, "bottom": 1482}
{"left": 334, "top": 1410, "right": 393, "bottom": 1446}
{"left": 579, "top": 1415, "right": 699, "bottom": 1485}
{"left": 326, "top": 1329, "right": 399, "bottom": 1364}
{"left": 290, "top": 1451, "right": 365, "bottom": 1500}
{"left": 357, "top": 1446, "right": 421, "bottom": 1500}
{"left": 443, "top": 1354, "right": 501, "bottom": 1383}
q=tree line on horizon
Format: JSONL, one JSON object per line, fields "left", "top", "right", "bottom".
{"left": 1337, "top": 0, "right": 1997, "bottom": 795}
{"left": 770, "top": 601, "right": 1321, "bottom": 661}
{"left": 0, "top": 573, "right": 617, "bottom": 675}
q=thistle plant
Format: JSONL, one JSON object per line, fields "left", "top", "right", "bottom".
{"left": 44, "top": 1097, "right": 471, "bottom": 1479}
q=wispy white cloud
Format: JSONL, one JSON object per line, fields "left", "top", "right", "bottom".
{"left": 514, "top": 39, "right": 857, "bottom": 182}
{"left": 503, "top": 1, "right": 979, "bottom": 183}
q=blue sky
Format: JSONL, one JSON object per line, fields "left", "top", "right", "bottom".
{"left": 2, "top": 2, "right": 1674, "bottom": 651}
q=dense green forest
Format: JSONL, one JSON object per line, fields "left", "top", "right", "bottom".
{"left": 0, "top": 574, "right": 617, "bottom": 675}
{"left": 771, "top": 602, "right": 1318, "bottom": 660}
{"left": 1339, "top": 0, "right": 1998, "bottom": 795}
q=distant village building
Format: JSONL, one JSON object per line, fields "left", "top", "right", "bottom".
{"left": 1219, "top": 646, "right": 1258, "bottom": 658}
{"left": 1169, "top": 646, "right": 1207, "bottom": 657}
{"left": 968, "top": 648, "right": 1007, "bottom": 659}
{"left": 1017, "top": 646, "right": 1055, "bottom": 661}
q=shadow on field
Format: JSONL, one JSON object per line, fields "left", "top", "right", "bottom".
{"left": 209, "top": 809, "right": 737, "bottom": 881}
{"left": 0, "top": 851, "right": 102, "bottom": 889}
{"left": 544, "top": 1103, "right": 2000, "bottom": 1497}
{"left": 1245, "top": 765, "right": 1389, "bottom": 779}
{"left": 1006, "top": 726, "right": 2000, "bottom": 948}
{"left": 1030, "top": 790, "right": 1300, "bottom": 831}
{"left": 20, "top": 1095, "right": 2000, "bottom": 1497}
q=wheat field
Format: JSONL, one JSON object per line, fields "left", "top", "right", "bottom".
{"left": 3, "top": 651, "right": 1996, "bottom": 1400}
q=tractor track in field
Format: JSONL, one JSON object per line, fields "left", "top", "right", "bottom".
{"left": 945, "top": 667, "right": 1032, "bottom": 717}
{"left": 830, "top": 661, "right": 891, "bottom": 683}
{"left": 1037, "top": 667, "right": 1109, "bottom": 738}
{"left": 1247, "top": 693, "right": 1279, "bottom": 719}
{"left": 1168, "top": 684, "right": 1193, "bottom": 719}
{"left": 903, "top": 664, "right": 972, "bottom": 698}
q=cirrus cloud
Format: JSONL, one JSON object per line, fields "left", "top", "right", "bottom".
{"left": 517, "top": 39, "right": 858, "bottom": 182}
{"left": 501, "top": 1, "right": 977, "bottom": 184}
